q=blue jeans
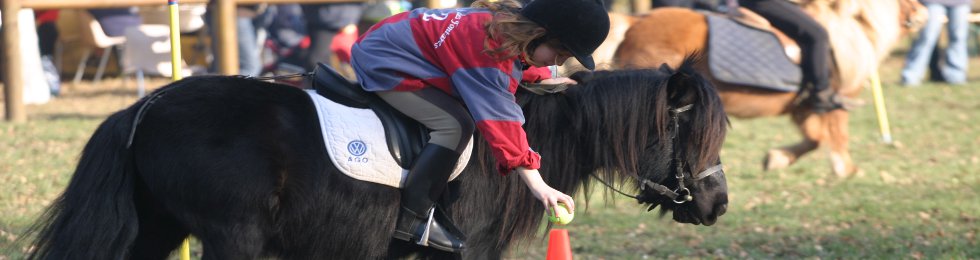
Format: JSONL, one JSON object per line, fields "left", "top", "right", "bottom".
{"left": 207, "top": 11, "right": 267, "bottom": 76}
{"left": 901, "top": 3, "right": 970, "bottom": 85}
{"left": 236, "top": 16, "right": 263, "bottom": 76}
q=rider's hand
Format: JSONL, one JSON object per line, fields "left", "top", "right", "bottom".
{"left": 537, "top": 77, "right": 578, "bottom": 85}
{"left": 515, "top": 167, "right": 575, "bottom": 213}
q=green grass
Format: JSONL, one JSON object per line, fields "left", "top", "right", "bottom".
{"left": 504, "top": 56, "right": 980, "bottom": 259}
{"left": 1, "top": 53, "right": 978, "bottom": 258}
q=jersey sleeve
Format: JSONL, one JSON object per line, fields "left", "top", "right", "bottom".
{"left": 521, "top": 66, "right": 553, "bottom": 83}
{"left": 451, "top": 68, "right": 541, "bottom": 175}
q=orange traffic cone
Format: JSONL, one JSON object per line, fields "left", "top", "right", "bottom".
{"left": 546, "top": 229, "right": 572, "bottom": 260}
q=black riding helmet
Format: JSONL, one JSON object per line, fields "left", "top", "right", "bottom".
{"left": 521, "top": 0, "right": 610, "bottom": 70}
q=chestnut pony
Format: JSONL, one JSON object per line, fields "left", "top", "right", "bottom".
{"left": 613, "top": 0, "right": 925, "bottom": 177}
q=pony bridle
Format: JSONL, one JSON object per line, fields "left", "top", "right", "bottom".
{"left": 592, "top": 104, "right": 723, "bottom": 204}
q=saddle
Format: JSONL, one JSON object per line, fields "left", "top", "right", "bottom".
{"left": 309, "top": 63, "right": 427, "bottom": 169}
{"left": 728, "top": 8, "right": 802, "bottom": 64}
{"left": 705, "top": 8, "right": 804, "bottom": 92}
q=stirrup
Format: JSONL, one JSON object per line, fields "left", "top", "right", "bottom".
{"left": 810, "top": 95, "right": 846, "bottom": 113}
{"left": 417, "top": 208, "right": 436, "bottom": 246}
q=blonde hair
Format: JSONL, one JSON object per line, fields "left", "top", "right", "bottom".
{"left": 471, "top": 0, "right": 549, "bottom": 64}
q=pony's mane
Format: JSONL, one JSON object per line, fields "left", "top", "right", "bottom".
{"left": 464, "top": 57, "right": 727, "bottom": 247}
{"left": 802, "top": 0, "right": 909, "bottom": 61}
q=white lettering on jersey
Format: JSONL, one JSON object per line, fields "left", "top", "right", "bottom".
{"left": 422, "top": 10, "right": 451, "bottom": 21}
{"left": 433, "top": 10, "right": 467, "bottom": 49}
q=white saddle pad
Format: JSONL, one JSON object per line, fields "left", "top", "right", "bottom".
{"left": 305, "top": 90, "right": 473, "bottom": 188}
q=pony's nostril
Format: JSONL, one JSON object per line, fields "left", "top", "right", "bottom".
{"left": 701, "top": 203, "right": 727, "bottom": 226}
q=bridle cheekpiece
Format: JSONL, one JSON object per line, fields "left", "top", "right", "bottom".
{"left": 592, "top": 104, "right": 723, "bottom": 204}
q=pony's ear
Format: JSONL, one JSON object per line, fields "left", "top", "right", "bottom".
{"left": 665, "top": 55, "right": 706, "bottom": 107}
{"left": 666, "top": 70, "right": 698, "bottom": 107}
{"left": 657, "top": 63, "right": 675, "bottom": 74}
{"left": 569, "top": 70, "right": 595, "bottom": 84}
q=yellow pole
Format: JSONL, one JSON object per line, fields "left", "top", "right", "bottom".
{"left": 169, "top": 2, "right": 191, "bottom": 259}
{"left": 169, "top": 0, "right": 183, "bottom": 80}
{"left": 869, "top": 70, "right": 893, "bottom": 144}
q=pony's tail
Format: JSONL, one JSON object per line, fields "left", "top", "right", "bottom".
{"left": 25, "top": 103, "right": 143, "bottom": 259}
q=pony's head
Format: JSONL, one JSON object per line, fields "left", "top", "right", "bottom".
{"left": 566, "top": 58, "right": 729, "bottom": 226}
{"left": 635, "top": 64, "right": 729, "bottom": 226}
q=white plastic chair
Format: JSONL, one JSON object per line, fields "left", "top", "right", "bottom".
{"left": 138, "top": 4, "right": 207, "bottom": 33}
{"left": 69, "top": 11, "right": 128, "bottom": 85}
{"left": 122, "top": 25, "right": 199, "bottom": 96}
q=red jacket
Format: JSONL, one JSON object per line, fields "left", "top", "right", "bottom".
{"left": 351, "top": 7, "right": 552, "bottom": 174}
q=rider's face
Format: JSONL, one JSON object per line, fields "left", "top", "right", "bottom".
{"left": 530, "top": 43, "right": 573, "bottom": 66}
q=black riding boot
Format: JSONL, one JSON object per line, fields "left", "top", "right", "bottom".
{"left": 393, "top": 145, "right": 466, "bottom": 252}
{"left": 801, "top": 85, "right": 845, "bottom": 114}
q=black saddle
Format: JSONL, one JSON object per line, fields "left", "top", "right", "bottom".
{"left": 310, "top": 63, "right": 428, "bottom": 168}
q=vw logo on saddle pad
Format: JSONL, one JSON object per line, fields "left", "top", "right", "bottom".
{"left": 348, "top": 140, "right": 367, "bottom": 156}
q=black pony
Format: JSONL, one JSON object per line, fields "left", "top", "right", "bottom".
{"left": 26, "top": 59, "right": 729, "bottom": 259}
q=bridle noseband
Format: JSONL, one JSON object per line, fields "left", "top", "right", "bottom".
{"left": 592, "top": 104, "right": 723, "bottom": 204}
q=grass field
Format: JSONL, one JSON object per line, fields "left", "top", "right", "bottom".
{"left": 1, "top": 50, "right": 978, "bottom": 258}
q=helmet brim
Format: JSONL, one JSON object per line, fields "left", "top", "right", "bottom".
{"left": 562, "top": 40, "right": 596, "bottom": 71}
{"left": 574, "top": 53, "right": 596, "bottom": 71}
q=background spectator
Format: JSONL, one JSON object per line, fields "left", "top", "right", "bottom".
{"left": 35, "top": 10, "right": 60, "bottom": 96}
{"left": 206, "top": 4, "right": 271, "bottom": 76}
{"left": 900, "top": 0, "right": 971, "bottom": 86}
{"left": 301, "top": 2, "right": 364, "bottom": 71}
{"left": 88, "top": 8, "right": 141, "bottom": 37}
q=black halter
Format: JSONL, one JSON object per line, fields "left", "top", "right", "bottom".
{"left": 591, "top": 104, "right": 723, "bottom": 204}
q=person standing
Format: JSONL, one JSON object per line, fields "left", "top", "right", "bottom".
{"left": 301, "top": 2, "right": 364, "bottom": 71}
{"left": 205, "top": 4, "right": 270, "bottom": 76}
{"left": 900, "top": 0, "right": 971, "bottom": 86}
{"left": 36, "top": 10, "right": 61, "bottom": 96}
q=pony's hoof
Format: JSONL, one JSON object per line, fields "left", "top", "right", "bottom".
{"left": 830, "top": 153, "right": 857, "bottom": 178}
{"left": 763, "top": 150, "right": 793, "bottom": 170}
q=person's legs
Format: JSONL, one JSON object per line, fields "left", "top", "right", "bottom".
{"left": 901, "top": 4, "right": 946, "bottom": 86}
{"left": 743, "top": 0, "right": 838, "bottom": 111}
{"left": 237, "top": 16, "right": 263, "bottom": 76}
{"left": 302, "top": 3, "right": 363, "bottom": 71}
{"left": 306, "top": 29, "right": 338, "bottom": 71}
{"left": 36, "top": 22, "right": 58, "bottom": 56}
{"left": 377, "top": 88, "right": 474, "bottom": 252}
{"left": 37, "top": 22, "right": 61, "bottom": 96}
{"left": 941, "top": 4, "right": 970, "bottom": 84}
{"left": 928, "top": 43, "right": 945, "bottom": 82}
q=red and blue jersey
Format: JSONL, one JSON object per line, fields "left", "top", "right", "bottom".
{"left": 351, "top": 7, "right": 552, "bottom": 175}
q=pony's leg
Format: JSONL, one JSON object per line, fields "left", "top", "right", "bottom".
{"left": 765, "top": 110, "right": 855, "bottom": 177}
{"left": 823, "top": 109, "right": 855, "bottom": 177}
{"left": 129, "top": 204, "right": 190, "bottom": 260}
{"left": 196, "top": 223, "right": 267, "bottom": 260}
{"left": 764, "top": 112, "right": 823, "bottom": 171}
{"left": 764, "top": 142, "right": 818, "bottom": 171}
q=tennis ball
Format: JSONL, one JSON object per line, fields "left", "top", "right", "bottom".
{"left": 547, "top": 203, "right": 574, "bottom": 225}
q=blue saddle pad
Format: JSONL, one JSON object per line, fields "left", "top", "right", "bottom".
{"left": 706, "top": 14, "right": 801, "bottom": 92}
